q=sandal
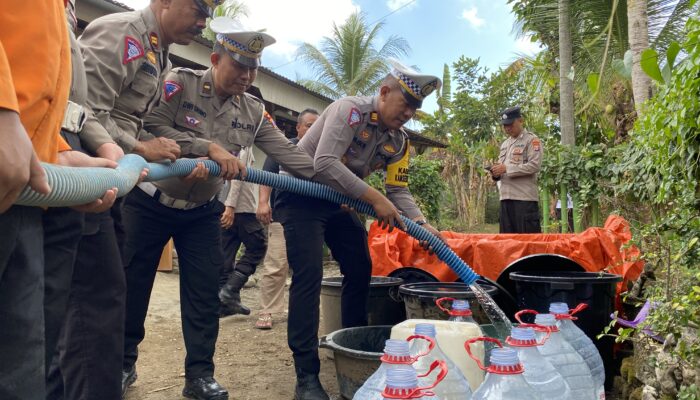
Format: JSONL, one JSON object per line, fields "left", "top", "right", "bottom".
{"left": 255, "top": 313, "right": 273, "bottom": 330}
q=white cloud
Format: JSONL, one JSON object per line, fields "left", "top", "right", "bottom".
{"left": 514, "top": 35, "right": 542, "bottom": 56}
{"left": 462, "top": 6, "right": 485, "bottom": 29}
{"left": 242, "top": 0, "right": 359, "bottom": 59}
{"left": 386, "top": 0, "right": 417, "bottom": 12}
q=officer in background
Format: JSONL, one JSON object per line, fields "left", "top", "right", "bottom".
{"left": 275, "top": 61, "right": 444, "bottom": 400}
{"left": 255, "top": 108, "right": 319, "bottom": 330}
{"left": 489, "top": 106, "right": 543, "bottom": 233}
{"left": 218, "top": 146, "right": 268, "bottom": 317}
{"left": 60, "top": 1, "right": 216, "bottom": 398}
{"left": 123, "top": 17, "right": 318, "bottom": 400}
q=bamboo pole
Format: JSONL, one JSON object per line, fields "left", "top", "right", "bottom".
{"left": 560, "top": 184, "right": 569, "bottom": 233}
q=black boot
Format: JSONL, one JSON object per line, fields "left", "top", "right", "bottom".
{"left": 218, "top": 271, "right": 250, "bottom": 316}
{"left": 294, "top": 371, "right": 330, "bottom": 400}
{"left": 182, "top": 377, "right": 228, "bottom": 400}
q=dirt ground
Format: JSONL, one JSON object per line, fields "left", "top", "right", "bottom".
{"left": 124, "top": 265, "right": 342, "bottom": 400}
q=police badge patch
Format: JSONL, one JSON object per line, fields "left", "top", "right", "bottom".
{"left": 123, "top": 36, "right": 144, "bottom": 64}
{"left": 532, "top": 139, "right": 541, "bottom": 151}
{"left": 264, "top": 111, "right": 277, "bottom": 128}
{"left": 347, "top": 107, "right": 362, "bottom": 127}
{"left": 185, "top": 115, "right": 200, "bottom": 127}
{"left": 163, "top": 81, "right": 182, "bottom": 102}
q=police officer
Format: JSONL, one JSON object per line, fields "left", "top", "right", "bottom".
{"left": 57, "top": 1, "right": 216, "bottom": 398}
{"left": 255, "top": 108, "right": 320, "bottom": 330}
{"left": 218, "top": 146, "right": 268, "bottom": 317}
{"left": 275, "top": 61, "right": 444, "bottom": 400}
{"left": 122, "top": 17, "right": 319, "bottom": 400}
{"left": 489, "top": 106, "right": 543, "bottom": 233}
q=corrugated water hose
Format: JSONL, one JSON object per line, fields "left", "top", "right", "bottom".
{"left": 15, "top": 154, "right": 480, "bottom": 284}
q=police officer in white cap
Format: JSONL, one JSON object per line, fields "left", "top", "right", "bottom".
{"left": 275, "top": 60, "right": 445, "bottom": 399}
{"left": 122, "top": 17, "right": 319, "bottom": 400}
{"left": 489, "top": 106, "right": 543, "bottom": 233}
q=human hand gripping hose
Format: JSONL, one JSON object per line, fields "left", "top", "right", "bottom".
{"left": 14, "top": 155, "right": 515, "bottom": 334}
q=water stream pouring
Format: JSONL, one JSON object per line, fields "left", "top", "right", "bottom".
{"left": 15, "top": 156, "right": 511, "bottom": 336}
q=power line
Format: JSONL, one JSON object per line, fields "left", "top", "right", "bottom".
{"left": 269, "top": 0, "right": 418, "bottom": 71}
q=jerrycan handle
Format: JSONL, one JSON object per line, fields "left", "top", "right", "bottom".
{"left": 464, "top": 337, "right": 502, "bottom": 371}
{"left": 381, "top": 360, "right": 447, "bottom": 399}
{"left": 555, "top": 302, "right": 588, "bottom": 320}
{"left": 514, "top": 309, "right": 555, "bottom": 333}
{"left": 514, "top": 309, "right": 539, "bottom": 324}
{"left": 435, "top": 297, "right": 454, "bottom": 314}
{"left": 405, "top": 334, "right": 436, "bottom": 361}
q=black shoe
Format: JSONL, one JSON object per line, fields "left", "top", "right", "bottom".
{"left": 121, "top": 365, "right": 137, "bottom": 398}
{"left": 294, "top": 373, "right": 330, "bottom": 400}
{"left": 182, "top": 377, "right": 229, "bottom": 400}
{"left": 219, "top": 271, "right": 251, "bottom": 316}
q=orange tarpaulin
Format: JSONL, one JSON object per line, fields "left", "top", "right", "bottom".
{"left": 369, "top": 215, "right": 644, "bottom": 295}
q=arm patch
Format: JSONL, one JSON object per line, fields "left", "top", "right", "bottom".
{"left": 123, "top": 36, "right": 144, "bottom": 64}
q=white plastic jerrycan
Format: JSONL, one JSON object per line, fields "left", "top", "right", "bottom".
{"left": 391, "top": 319, "right": 484, "bottom": 390}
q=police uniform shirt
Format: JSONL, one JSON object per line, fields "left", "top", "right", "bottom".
{"left": 143, "top": 67, "right": 316, "bottom": 203}
{"left": 223, "top": 147, "right": 257, "bottom": 214}
{"left": 497, "top": 129, "right": 542, "bottom": 201}
{"left": 297, "top": 95, "right": 424, "bottom": 220}
{"left": 78, "top": 7, "right": 169, "bottom": 153}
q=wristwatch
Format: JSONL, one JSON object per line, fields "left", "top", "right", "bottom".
{"left": 414, "top": 219, "right": 427, "bottom": 226}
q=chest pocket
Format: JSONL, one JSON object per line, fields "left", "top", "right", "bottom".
{"left": 124, "top": 67, "right": 159, "bottom": 114}
{"left": 227, "top": 127, "right": 255, "bottom": 150}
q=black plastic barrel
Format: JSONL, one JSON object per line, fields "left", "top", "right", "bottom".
{"left": 398, "top": 281, "right": 499, "bottom": 325}
{"left": 510, "top": 270, "right": 622, "bottom": 388}
{"left": 320, "top": 276, "right": 405, "bottom": 337}
{"left": 319, "top": 325, "right": 391, "bottom": 400}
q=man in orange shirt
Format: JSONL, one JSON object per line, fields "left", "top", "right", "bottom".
{"left": 0, "top": 3, "right": 117, "bottom": 399}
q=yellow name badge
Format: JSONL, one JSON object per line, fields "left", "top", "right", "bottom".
{"left": 385, "top": 144, "right": 410, "bottom": 187}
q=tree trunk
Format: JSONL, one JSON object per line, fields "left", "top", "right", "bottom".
{"left": 627, "top": 0, "right": 651, "bottom": 113}
{"left": 559, "top": 0, "right": 576, "bottom": 146}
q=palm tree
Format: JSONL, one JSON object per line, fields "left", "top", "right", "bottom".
{"left": 559, "top": 0, "right": 575, "bottom": 146}
{"left": 202, "top": 0, "right": 249, "bottom": 43}
{"left": 628, "top": 0, "right": 651, "bottom": 111}
{"left": 295, "top": 11, "right": 411, "bottom": 99}
{"left": 508, "top": 0, "right": 696, "bottom": 138}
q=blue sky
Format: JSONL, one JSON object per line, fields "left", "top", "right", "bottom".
{"left": 120, "top": 0, "right": 540, "bottom": 114}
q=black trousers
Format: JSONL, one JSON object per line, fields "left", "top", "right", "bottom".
{"left": 499, "top": 200, "right": 541, "bottom": 233}
{"left": 42, "top": 208, "right": 84, "bottom": 377}
{"left": 275, "top": 194, "right": 371, "bottom": 376}
{"left": 0, "top": 206, "right": 44, "bottom": 400}
{"left": 219, "top": 212, "right": 268, "bottom": 287}
{"left": 47, "top": 203, "right": 126, "bottom": 400}
{"left": 122, "top": 188, "right": 224, "bottom": 379}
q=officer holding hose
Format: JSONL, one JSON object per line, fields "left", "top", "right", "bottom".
{"left": 120, "top": 17, "right": 320, "bottom": 400}
{"left": 63, "top": 0, "right": 221, "bottom": 398}
{"left": 275, "top": 60, "right": 445, "bottom": 400}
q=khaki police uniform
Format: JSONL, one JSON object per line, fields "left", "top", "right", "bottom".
{"left": 497, "top": 128, "right": 543, "bottom": 233}
{"left": 57, "top": 7, "right": 174, "bottom": 398}
{"left": 276, "top": 61, "right": 441, "bottom": 382}
{"left": 43, "top": 23, "right": 90, "bottom": 400}
{"left": 121, "top": 61, "right": 315, "bottom": 379}
{"left": 296, "top": 95, "right": 423, "bottom": 219}
{"left": 79, "top": 7, "right": 169, "bottom": 153}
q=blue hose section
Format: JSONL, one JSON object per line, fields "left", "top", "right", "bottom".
{"left": 15, "top": 155, "right": 479, "bottom": 284}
